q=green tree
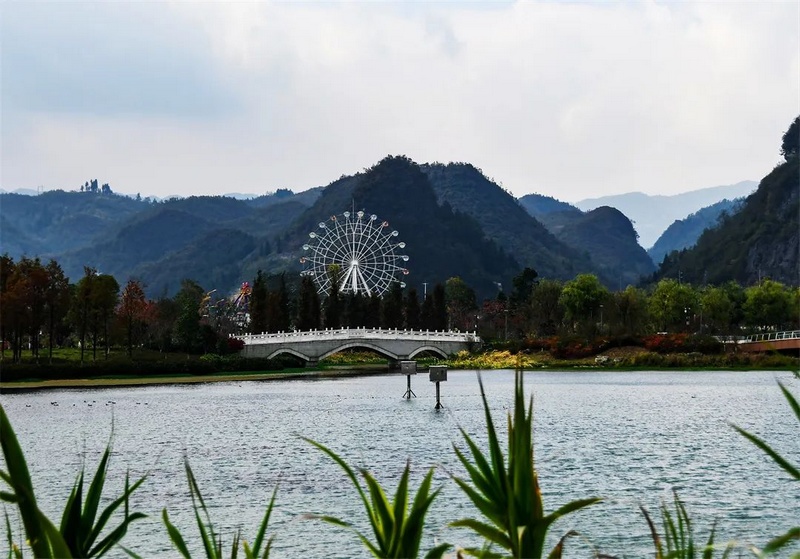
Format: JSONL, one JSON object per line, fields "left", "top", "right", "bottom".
{"left": 118, "top": 279, "right": 147, "bottom": 358}
{"left": 432, "top": 283, "right": 447, "bottom": 331}
{"left": 404, "top": 288, "right": 421, "bottom": 329}
{"left": 44, "top": 260, "right": 71, "bottom": 363}
{"left": 699, "top": 285, "right": 734, "bottom": 335}
{"left": 380, "top": 283, "right": 405, "bottom": 329}
{"left": 781, "top": 115, "right": 799, "bottom": 160}
{"left": 559, "top": 274, "right": 608, "bottom": 335}
{"left": 648, "top": 279, "right": 699, "bottom": 333}
{"left": 297, "top": 276, "right": 321, "bottom": 331}
{"left": 743, "top": 279, "right": 793, "bottom": 331}
{"left": 91, "top": 274, "right": 120, "bottom": 360}
{"left": 71, "top": 267, "right": 97, "bottom": 364}
{"left": 608, "top": 286, "right": 648, "bottom": 337}
{"left": 174, "top": 279, "right": 205, "bottom": 353}
{"left": 445, "top": 277, "right": 477, "bottom": 331}
{"left": 529, "top": 279, "right": 564, "bottom": 337}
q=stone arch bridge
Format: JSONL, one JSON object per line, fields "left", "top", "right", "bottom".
{"left": 237, "top": 327, "right": 481, "bottom": 366}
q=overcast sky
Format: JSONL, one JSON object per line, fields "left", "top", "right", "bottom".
{"left": 2, "top": 1, "right": 798, "bottom": 202}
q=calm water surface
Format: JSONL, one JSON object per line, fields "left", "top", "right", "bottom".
{"left": 2, "top": 370, "right": 799, "bottom": 558}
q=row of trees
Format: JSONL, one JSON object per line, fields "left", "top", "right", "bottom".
{"left": 2, "top": 256, "right": 798, "bottom": 365}
{"left": 475, "top": 269, "right": 799, "bottom": 341}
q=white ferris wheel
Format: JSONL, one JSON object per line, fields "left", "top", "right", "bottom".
{"left": 300, "top": 210, "right": 409, "bottom": 296}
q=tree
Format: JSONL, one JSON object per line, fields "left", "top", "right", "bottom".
{"left": 297, "top": 276, "right": 321, "bottom": 331}
{"left": 608, "top": 286, "right": 648, "bottom": 337}
{"left": 781, "top": 115, "right": 799, "bottom": 160}
{"left": 648, "top": 279, "right": 699, "bottom": 333}
{"left": 510, "top": 267, "right": 538, "bottom": 307}
{"left": 699, "top": 285, "right": 734, "bottom": 335}
{"left": 174, "top": 279, "right": 205, "bottom": 353}
{"left": 323, "top": 265, "right": 342, "bottom": 329}
{"left": 432, "top": 283, "right": 448, "bottom": 331}
{"left": 743, "top": 279, "right": 793, "bottom": 331}
{"left": 529, "top": 279, "right": 564, "bottom": 337}
{"left": 118, "top": 279, "right": 147, "bottom": 357}
{"left": 249, "top": 271, "right": 269, "bottom": 334}
{"left": 559, "top": 274, "right": 608, "bottom": 335}
{"left": 91, "top": 274, "right": 120, "bottom": 359}
{"left": 71, "top": 267, "right": 97, "bottom": 364}
{"left": 404, "top": 288, "right": 421, "bottom": 330}
{"left": 380, "top": 282, "right": 405, "bottom": 329}
{"left": 445, "top": 277, "right": 477, "bottom": 331}
{"left": 44, "top": 260, "right": 71, "bottom": 363}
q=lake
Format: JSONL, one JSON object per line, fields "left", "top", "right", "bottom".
{"left": 2, "top": 369, "right": 799, "bottom": 557}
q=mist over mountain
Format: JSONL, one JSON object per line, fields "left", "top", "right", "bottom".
{"left": 575, "top": 180, "right": 758, "bottom": 249}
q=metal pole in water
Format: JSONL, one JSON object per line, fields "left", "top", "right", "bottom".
{"left": 435, "top": 381, "right": 442, "bottom": 409}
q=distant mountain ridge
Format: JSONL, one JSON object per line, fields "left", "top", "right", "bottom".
{"left": 647, "top": 198, "right": 744, "bottom": 266}
{"left": 575, "top": 180, "right": 758, "bottom": 249}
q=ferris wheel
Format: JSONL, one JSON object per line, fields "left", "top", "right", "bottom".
{"left": 300, "top": 210, "right": 409, "bottom": 296}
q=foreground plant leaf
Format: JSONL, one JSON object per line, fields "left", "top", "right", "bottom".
{"left": 162, "top": 459, "right": 277, "bottom": 559}
{"left": 2, "top": 404, "right": 147, "bottom": 558}
{"left": 451, "top": 371, "right": 600, "bottom": 558}
{"left": 732, "top": 380, "right": 800, "bottom": 557}
{"left": 304, "top": 437, "right": 449, "bottom": 558}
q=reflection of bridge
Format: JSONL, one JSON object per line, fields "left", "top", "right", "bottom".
{"left": 237, "top": 328, "right": 481, "bottom": 366}
{"left": 738, "top": 330, "right": 800, "bottom": 354}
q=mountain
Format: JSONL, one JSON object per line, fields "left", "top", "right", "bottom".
{"left": 0, "top": 190, "right": 146, "bottom": 258}
{"left": 517, "top": 193, "right": 580, "bottom": 218}
{"left": 648, "top": 198, "right": 744, "bottom": 266}
{"left": 536, "top": 206, "right": 656, "bottom": 289}
{"left": 273, "top": 156, "right": 521, "bottom": 299}
{"left": 654, "top": 157, "right": 799, "bottom": 286}
{"left": 420, "top": 163, "right": 595, "bottom": 284}
{"left": 575, "top": 180, "right": 758, "bottom": 249}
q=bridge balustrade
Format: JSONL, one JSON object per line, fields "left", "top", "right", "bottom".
{"left": 236, "top": 327, "right": 479, "bottom": 345}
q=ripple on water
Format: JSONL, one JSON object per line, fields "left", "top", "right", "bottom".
{"left": 1, "top": 370, "right": 799, "bottom": 558}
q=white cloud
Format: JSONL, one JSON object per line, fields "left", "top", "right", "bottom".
{"left": 2, "top": 1, "right": 797, "bottom": 202}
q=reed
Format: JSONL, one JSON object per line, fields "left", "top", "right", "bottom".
{"left": 731, "top": 381, "right": 799, "bottom": 557}
{"left": 640, "top": 490, "right": 731, "bottom": 559}
{"left": 160, "top": 459, "right": 277, "bottom": 559}
{"left": 0, "top": 405, "right": 145, "bottom": 558}
{"left": 303, "top": 438, "right": 449, "bottom": 559}
{"left": 450, "top": 371, "right": 601, "bottom": 558}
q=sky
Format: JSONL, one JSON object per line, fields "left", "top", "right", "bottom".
{"left": 2, "top": 1, "right": 798, "bottom": 203}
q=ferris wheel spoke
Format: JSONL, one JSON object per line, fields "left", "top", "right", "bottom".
{"left": 301, "top": 211, "right": 407, "bottom": 296}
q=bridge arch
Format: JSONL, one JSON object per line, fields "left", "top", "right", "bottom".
{"left": 408, "top": 346, "right": 449, "bottom": 360}
{"left": 317, "top": 342, "right": 400, "bottom": 363}
{"left": 266, "top": 348, "right": 313, "bottom": 362}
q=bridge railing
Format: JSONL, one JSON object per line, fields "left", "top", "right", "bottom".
{"left": 236, "top": 327, "right": 480, "bottom": 345}
{"left": 743, "top": 330, "right": 800, "bottom": 343}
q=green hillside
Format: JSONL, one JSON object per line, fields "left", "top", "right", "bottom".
{"left": 655, "top": 156, "right": 799, "bottom": 286}
{"left": 648, "top": 198, "right": 743, "bottom": 266}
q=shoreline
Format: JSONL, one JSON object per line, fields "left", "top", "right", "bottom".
{"left": 2, "top": 364, "right": 795, "bottom": 392}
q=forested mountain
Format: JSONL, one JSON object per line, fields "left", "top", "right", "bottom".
{"left": 575, "top": 180, "right": 758, "bottom": 248}
{"left": 517, "top": 193, "right": 580, "bottom": 217}
{"left": 648, "top": 198, "right": 744, "bottom": 266}
{"left": 536, "top": 206, "right": 656, "bottom": 289}
{"left": 274, "top": 156, "right": 521, "bottom": 299}
{"left": 420, "top": 163, "right": 594, "bottom": 283}
{"left": 654, "top": 155, "right": 799, "bottom": 286}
